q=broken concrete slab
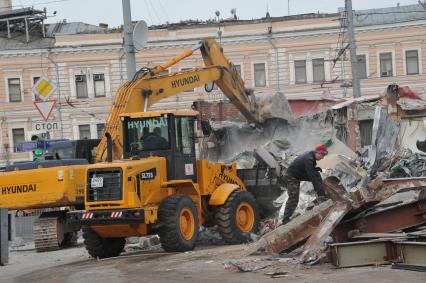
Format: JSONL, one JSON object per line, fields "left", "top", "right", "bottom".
{"left": 225, "top": 260, "right": 272, "bottom": 272}
{"left": 254, "top": 92, "right": 294, "bottom": 123}
{"left": 244, "top": 200, "right": 334, "bottom": 256}
{"left": 253, "top": 146, "right": 280, "bottom": 175}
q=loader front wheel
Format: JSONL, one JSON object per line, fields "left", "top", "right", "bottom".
{"left": 158, "top": 195, "right": 199, "bottom": 252}
{"left": 82, "top": 226, "right": 125, "bottom": 259}
{"left": 216, "top": 191, "right": 259, "bottom": 244}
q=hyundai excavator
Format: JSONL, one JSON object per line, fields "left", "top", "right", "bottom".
{"left": 67, "top": 38, "right": 288, "bottom": 258}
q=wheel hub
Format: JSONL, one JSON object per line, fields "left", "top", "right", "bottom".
{"left": 179, "top": 208, "right": 195, "bottom": 240}
{"left": 236, "top": 202, "right": 255, "bottom": 233}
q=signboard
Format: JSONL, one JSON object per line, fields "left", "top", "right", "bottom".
{"left": 34, "top": 100, "right": 56, "bottom": 122}
{"left": 31, "top": 76, "right": 56, "bottom": 101}
{"left": 31, "top": 121, "right": 61, "bottom": 132}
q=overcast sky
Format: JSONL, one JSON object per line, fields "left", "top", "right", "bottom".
{"left": 13, "top": 0, "right": 420, "bottom": 27}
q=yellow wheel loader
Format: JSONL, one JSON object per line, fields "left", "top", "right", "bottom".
{"left": 69, "top": 110, "right": 260, "bottom": 257}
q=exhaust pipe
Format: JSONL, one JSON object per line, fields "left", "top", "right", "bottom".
{"left": 105, "top": 132, "right": 113, "bottom": 162}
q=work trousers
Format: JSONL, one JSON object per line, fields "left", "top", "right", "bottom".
{"left": 282, "top": 173, "right": 300, "bottom": 224}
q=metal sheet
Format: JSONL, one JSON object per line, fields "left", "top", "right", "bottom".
{"left": 299, "top": 201, "right": 351, "bottom": 262}
{"left": 398, "top": 242, "right": 426, "bottom": 267}
{"left": 330, "top": 240, "right": 396, "bottom": 267}
{"left": 334, "top": 199, "right": 426, "bottom": 242}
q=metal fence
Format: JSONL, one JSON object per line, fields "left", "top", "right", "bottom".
{"left": 13, "top": 209, "right": 44, "bottom": 240}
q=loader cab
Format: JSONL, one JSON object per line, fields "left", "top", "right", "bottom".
{"left": 122, "top": 110, "right": 198, "bottom": 182}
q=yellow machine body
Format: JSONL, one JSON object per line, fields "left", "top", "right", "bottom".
{"left": 0, "top": 164, "right": 86, "bottom": 210}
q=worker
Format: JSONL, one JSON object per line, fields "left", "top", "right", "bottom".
{"left": 281, "top": 145, "right": 329, "bottom": 225}
{"left": 142, "top": 127, "right": 169, "bottom": 150}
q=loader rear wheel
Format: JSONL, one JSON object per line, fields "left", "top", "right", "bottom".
{"left": 216, "top": 191, "right": 259, "bottom": 244}
{"left": 158, "top": 195, "right": 199, "bottom": 252}
{"left": 82, "top": 226, "right": 125, "bottom": 259}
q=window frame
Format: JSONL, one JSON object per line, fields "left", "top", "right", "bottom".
{"left": 405, "top": 49, "right": 420, "bottom": 75}
{"left": 294, "top": 60, "right": 307, "bottom": 84}
{"left": 233, "top": 63, "right": 243, "bottom": 79}
{"left": 78, "top": 124, "right": 91, "bottom": 139}
{"left": 377, "top": 50, "right": 396, "bottom": 78}
{"left": 75, "top": 74, "right": 89, "bottom": 99}
{"left": 7, "top": 77, "right": 23, "bottom": 103}
{"left": 96, "top": 123, "right": 105, "bottom": 139}
{"left": 312, "top": 58, "right": 325, "bottom": 83}
{"left": 356, "top": 54, "right": 368, "bottom": 79}
{"left": 252, "top": 62, "right": 267, "bottom": 87}
{"left": 93, "top": 73, "right": 106, "bottom": 97}
{"left": 31, "top": 75, "right": 43, "bottom": 102}
{"left": 11, "top": 128, "right": 25, "bottom": 153}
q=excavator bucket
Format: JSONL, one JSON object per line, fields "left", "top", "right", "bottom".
{"left": 254, "top": 92, "right": 294, "bottom": 123}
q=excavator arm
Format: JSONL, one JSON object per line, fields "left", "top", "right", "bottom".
{"left": 96, "top": 39, "right": 260, "bottom": 162}
{"left": 200, "top": 39, "right": 259, "bottom": 124}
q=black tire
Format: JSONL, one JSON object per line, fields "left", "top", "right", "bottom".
{"left": 215, "top": 190, "right": 259, "bottom": 244}
{"left": 82, "top": 226, "right": 125, "bottom": 259}
{"left": 158, "top": 194, "right": 199, "bottom": 252}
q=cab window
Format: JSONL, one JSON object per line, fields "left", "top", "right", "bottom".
{"left": 126, "top": 116, "right": 170, "bottom": 151}
{"left": 175, "top": 117, "right": 194, "bottom": 155}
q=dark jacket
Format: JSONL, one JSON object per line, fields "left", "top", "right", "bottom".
{"left": 286, "top": 151, "right": 325, "bottom": 196}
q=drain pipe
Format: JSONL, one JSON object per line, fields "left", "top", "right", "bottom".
{"left": 268, "top": 35, "right": 280, "bottom": 92}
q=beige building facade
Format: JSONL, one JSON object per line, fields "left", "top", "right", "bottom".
{"left": 1, "top": 3, "right": 426, "bottom": 164}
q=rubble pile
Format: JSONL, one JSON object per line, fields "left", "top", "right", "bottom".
{"left": 243, "top": 105, "right": 426, "bottom": 271}
{"left": 200, "top": 88, "right": 426, "bottom": 271}
{"left": 390, "top": 152, "right": 426, "bottom": 178}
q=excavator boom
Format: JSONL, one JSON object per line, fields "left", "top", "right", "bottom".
{"left": 96, "top": 39, "right": 260, "bottom": 162}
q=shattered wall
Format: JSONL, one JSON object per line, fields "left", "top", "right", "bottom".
{"left": 399, "top": 119, "right": 426, "bottom": 153}
{"left": 206, "top": 112, "right": 335, "bottom": 166}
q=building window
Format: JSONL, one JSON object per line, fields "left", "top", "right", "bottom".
{"left": 79, "top": 124, "right": 91, "bottom": 139}
{"left": 75, "top": 74, "right": 88, "bottom": 98}
{"left": 12, "top": 128, "right": 25, "bottom": 152}
{"left": 32, "top": 76, "right": 43, "bottom": 102}
{"left": 312, "top": 58, "right": 325, "bottom": 83}
{"left": 96, "top": 123, "right": 105, "bottom": 139}
{"left": 406, "top": 50, "right": 419, "bottom": 75}
{"left": 93, "top": 74, "right": 106, "bottom": 97}
{"left": 8, "top": 78, "right": 22, "bottom": 102}
{"left": 379, "top": 52, "right": 393, "bottom": 77}
{"left": 234, "top": 64, "right": 242, "bottom": 76}
{"left": 295, "top": 60, "right": 307, "bottom": 84}
{"left": 356, "top": 55, "right": 367, "bottom": 79}
{"left": 181, "top": 68, "right": 194, "bottom": 92}
{"left": 359, "top": 120, "right": 373, "bottom": 147}
{"left": 159, "top": 69, "right": 169, "bottom": 76}
{"left": 253, "top": 63, "right": 266, "bottom": 87}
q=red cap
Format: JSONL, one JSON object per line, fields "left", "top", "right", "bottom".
{"left": 315, "top": 145, "right": 328, "bottom": 155}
